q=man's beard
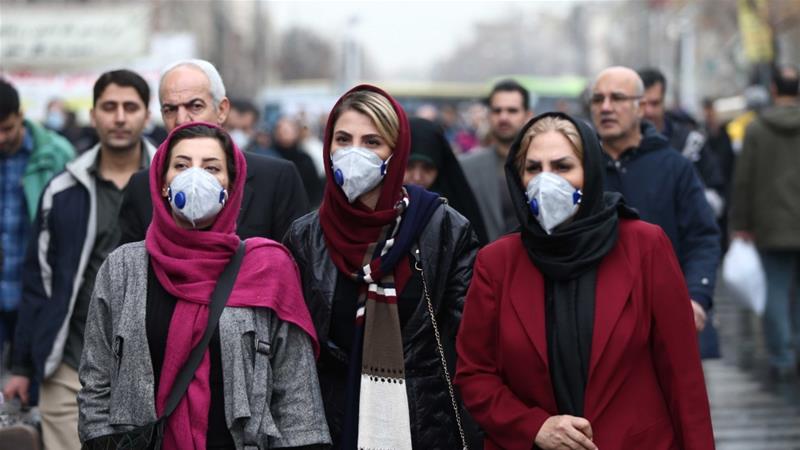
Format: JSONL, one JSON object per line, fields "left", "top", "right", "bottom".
{"left": 104, "top": 139, "right": 140, "bottom": 154}
{"left": 493, "top": 130, "right": 517, "bottom": 145}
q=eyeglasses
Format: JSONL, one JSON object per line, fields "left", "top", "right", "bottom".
{"left": 589, "top": 93, "right": 642, "bottom": 105}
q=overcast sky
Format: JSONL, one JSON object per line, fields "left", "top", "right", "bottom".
{"left": 266, "top": 0, "right": 576, "bottom": 78}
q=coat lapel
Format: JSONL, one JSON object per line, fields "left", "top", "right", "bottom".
{"left": 509, "top": 262, "right": 549, "bottom": 368}
{"left": 588, "top": 241, "right": 635, "bottom": 378}
{"left": 237, "top": 167, "right": 256, "bottom": 227}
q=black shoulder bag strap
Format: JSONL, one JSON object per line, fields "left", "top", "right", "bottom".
{"left": 411, "top": 246, "right": 468, "bottom": 450}
{"left": 160, "top": 240, "right": 246, "bottom": 419}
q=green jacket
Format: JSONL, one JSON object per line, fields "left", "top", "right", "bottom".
{"left": 731, "top": 104, "right": 800, "bottom": 249}
{"left": 22, "top": 119, "right": 75, "bottom": 221}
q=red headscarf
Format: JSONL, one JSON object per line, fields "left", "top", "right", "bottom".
{"left": 145, "top": 121, "right": 318, "bottom": 450}
{"left": 318, "top": 84, "right": 413, "bottom": 288}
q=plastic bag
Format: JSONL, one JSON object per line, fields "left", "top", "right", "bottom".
{"left": 721, "top": 238, "right": 766, "bottom": 316}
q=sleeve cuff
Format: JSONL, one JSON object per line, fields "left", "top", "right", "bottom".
{"left": 10, "top": 363, "right": 34, "bottom": 378}
{"left": 690, "top": 292, "right": 712, "bottom": 309}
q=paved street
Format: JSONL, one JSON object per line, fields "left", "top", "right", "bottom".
{"left": 708, "top": 284, "right": 800, "bottom": 449}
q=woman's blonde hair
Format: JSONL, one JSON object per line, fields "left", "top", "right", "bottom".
{"left": 332, "top": 90, "right": 399, "bottom": 148}
{"left": 515, "top": 116, "right": 583, "bottom": 177}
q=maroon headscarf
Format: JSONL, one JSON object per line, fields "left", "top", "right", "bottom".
{"left": 145, "top": 121, "right": 318, "bottom": 450}
{"left": 318, "top": 84, "right": 413, "bottom": 289}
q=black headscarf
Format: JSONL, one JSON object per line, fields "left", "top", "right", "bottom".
{"left": 409, "top": 117, "right": 489, "bottom": 245}
{"left": 504, "top": 112, "right": 637, "bottom": 417}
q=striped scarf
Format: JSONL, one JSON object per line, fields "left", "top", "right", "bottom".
{"left": 317, "top": 85, "right": 440, "bottom": 448}
{"left": 355, "top": 194, "right": 412, "bottom": 450}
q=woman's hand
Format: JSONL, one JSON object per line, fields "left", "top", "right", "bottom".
{"left": 534, "top": 415, "right": 598, "bottom": 450}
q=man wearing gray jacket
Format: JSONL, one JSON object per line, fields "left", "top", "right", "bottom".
{"left": 460, "top": 80, "right": 532, "bottom": 242}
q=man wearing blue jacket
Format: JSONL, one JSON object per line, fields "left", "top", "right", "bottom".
{"left": 589, "top": 66, "right": 721, "bottom": 358}
{"left": 3, "top": 70, "right": 157, "bottom": 450}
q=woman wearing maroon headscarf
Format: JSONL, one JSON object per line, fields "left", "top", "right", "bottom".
{"left": 78, "top": 122, "right": 331, "bottom": 449}
{"left": 283, "top": 86, "right": 480, "bottom": 449}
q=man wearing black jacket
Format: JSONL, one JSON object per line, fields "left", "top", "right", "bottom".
{"left": 118, "top": 59, "right": 309, "bottom": 245}
{"left": 590, "top": 66, "right": 722, "bottom": 358}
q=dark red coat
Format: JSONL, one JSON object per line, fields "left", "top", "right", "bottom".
{"left": 455, "top": 219, "right": 714, "bottom": 450}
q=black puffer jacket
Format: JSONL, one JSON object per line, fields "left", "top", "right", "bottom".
{"left": 283, "top": 200, "right": 480, "bottom": 449}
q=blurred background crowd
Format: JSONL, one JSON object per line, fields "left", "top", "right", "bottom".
{"left": 2, "top": 0, "right": 798, "bottom": 170}
{"left": 2, "top": 0, "right": 800, "bottom": 448}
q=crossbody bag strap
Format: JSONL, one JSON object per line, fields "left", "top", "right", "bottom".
{"left": 161, "top": 240, "right": 247, "bottom": 419}
{"left": 412, "top": 247, "right": 468, "bottom": 450}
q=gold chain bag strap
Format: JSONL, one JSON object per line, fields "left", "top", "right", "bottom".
{"left": 413, "top": 248, "right": 468, "bottom": 450}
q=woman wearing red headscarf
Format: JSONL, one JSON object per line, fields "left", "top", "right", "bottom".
{"left": 283, "top": 85, "right": 480, "bottom": 449}
{"left": 78, "top": 122, "right": 331, "bottom": 449}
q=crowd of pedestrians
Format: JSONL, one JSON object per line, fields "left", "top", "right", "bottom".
{"left": 0, "top": 57, "right": 798, "bottom": 450}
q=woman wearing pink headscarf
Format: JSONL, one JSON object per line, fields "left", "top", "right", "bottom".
{"left": 78, "top": 122, "right": 331, "bottom": 449}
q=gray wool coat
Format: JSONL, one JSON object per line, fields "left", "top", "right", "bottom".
{"left": 77, "top": 241, "right": 331, "bottom": 449}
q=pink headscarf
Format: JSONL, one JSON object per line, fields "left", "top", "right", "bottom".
{"left": 145, "top": 121, "right": 318, "bottom": 450}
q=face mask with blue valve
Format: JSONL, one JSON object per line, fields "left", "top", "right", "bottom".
{"left": 330, "top": 146, "right": 391, "bottom": 203}
{"left": 525, "top": 172, "right": 582, "bottom": 235}
{"left": 167, "top": 167, "right": 228, "bottom": 228}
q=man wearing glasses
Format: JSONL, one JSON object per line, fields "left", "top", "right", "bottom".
{"left": 589, "top": 66, "right": 721, "bottom": 359}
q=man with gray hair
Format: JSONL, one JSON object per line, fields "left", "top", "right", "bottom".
{"left": 589, "top": 66, "right": 722, "bottom": 358}
{"left": 118, "top": 59, "right": 310, "bottom": 244}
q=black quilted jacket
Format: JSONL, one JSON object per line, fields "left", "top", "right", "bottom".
{"left": 283, "top": 201, "right": 481, "bottom": 449}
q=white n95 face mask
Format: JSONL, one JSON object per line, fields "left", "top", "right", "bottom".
{"left": 526, "top": 172, "right": 582, "bottom": 234}
{"left": 331, "top": 146, "right": 391, "bottom": 203}
{"left": 167, "top": 167, "right": 228, "bottom": 228}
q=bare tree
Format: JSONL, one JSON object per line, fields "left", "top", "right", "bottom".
{"left": 278, "top": 26, "right": 335, "bottom": 81}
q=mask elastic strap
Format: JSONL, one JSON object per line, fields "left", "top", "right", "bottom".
{"left": 380, "top": 154, "right": 393, "bottom": 176}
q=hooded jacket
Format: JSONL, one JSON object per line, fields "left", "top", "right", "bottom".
{"left": 13, "top": 140, "right": 156, "bottom": 380}
{"left": 731, "top": 104, "right": 800, "bottom": 249}
{"left": 21, "top": 119, "right": 76, "bottom": 221}
{"left": 603, "top": 122, "right": 721, "bottom": 309}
